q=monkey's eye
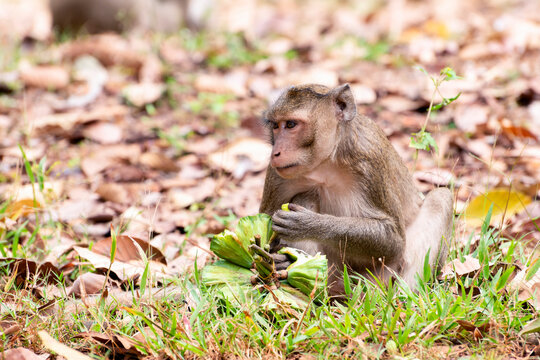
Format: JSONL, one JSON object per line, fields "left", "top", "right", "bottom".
{"left": 271, "top": 122, "right": 278, "bottom": 129}
{"left": 285, "top": 120, "right": 297, "bottom": 129}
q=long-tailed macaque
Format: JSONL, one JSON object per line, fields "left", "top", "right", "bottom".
{"left": 259, "top": 84, "right": 453, "bottom": 295}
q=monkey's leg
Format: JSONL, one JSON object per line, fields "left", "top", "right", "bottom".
{"left": 402, "top": 188, "right": 453, "bottom": 287}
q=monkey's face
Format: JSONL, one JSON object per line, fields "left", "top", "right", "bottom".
{"left": 264, "top": 84, "right": 356, "bottom": 179}
{"left": 266, "top": 110, "right": 338, "bottom": 179}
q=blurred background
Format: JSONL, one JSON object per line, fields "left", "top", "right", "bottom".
{"left": 0, "top": 0, "right": 539, "bottom": 258}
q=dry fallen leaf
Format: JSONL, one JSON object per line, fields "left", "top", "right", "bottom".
{"left": 139, "top": 152, "right": 179, "bottom": 172}
{"left": 454, "top": 104, "right": 489, "bottom": 133}
{"left": 96, "top": 183, "right": 130, "bottom": 204}
{"left": 1, "top": 258, "right": 61, "bottom": 286}
{"left": 462, "top": 188, "right": 532, "bottom": 228}
{"left": 33, "top": 105, "right": 128, "bottom": 132}
{"left": 508, "top": 266, "right": 540, "bottom": 311}
{"left": 19, "top": 65, "right": 69, "bottom": 90}
{"left": 413, "top": 169, "right": 456, "bottom": 187}
{"left": 195, "top": 71, "right": 248, "bottom": 97}
{"left": 441, "top": 255, "right": 481, "bottom": 278}
{"left": 207, "top": 137, "right": 271, "bottom": 178}
{"left": 1, "top": 348, "right": 49, "bottom": 360}
{"left": 73, "top": 246, "right": 170, "bottom": 282}
{"left": 5, "top": 199, "right": 42, "bottom": 220}
{"left": 62, "top": 34, "right": 144, "bottom": 69}
{"left": 123, "top": 83, "right": 165, "bottom": 107}
{"left": 92, "top": 235, "right": 167, "bottom": 264}
{"left": 68, "top": 273, "right": 110, "bottom": 298}
{"left": 82, "top": 122, "right": 123, "bottom": 144}
{"left": 350, "top": 84, "right": 377, "bottom": 104}
{"left": 74, "top": 331, "right": 141, "bottom": 356}
{"left": 38, "top": 331, "right": 92, "bottom": 360}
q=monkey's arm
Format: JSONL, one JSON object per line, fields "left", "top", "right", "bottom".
{"left": 272, "top": 203, "right": 404, "bottom": 261}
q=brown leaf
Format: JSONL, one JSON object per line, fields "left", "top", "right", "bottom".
{"left": 73, "top": 246, "right": 170, "bottom": 282}
{"left": 82, "top": 122, "right": 123, "bottom": 144}
{"left": 167, "top": 178, "right": 216, "bottom": 209}
{"left": 1, "top": 348, "right": 49, "bottom": 360}
{"left": 454, "top": 104, "right": 489, "bottom": 133}
{"left": 456, "top": 320, "right": 476, "bottom": 332}
{"left": 139, "top": 152, "right": 179, "bottom": 172}
{"left": 1, "top": 258, "right": 61, "bottom": 286}
{"left": 102, "top": 166, "right": 147, "bottom": 183}
{"left": 38, "top": 331, "right": 92, "bottom": 360}
{"left": 500, "top": 119, "right": 538, "bottom": 140}
{"left": 68, "top": 273, "right": 110, "bottom": 298}
{"left": 139, "top": 55, "right": 163, "bottom": 83}
{"left": 379, "top": 95, "right": 422, "bottom": 113}
{"left": 96, "top": 183, "right": 129, "bottom": 204}
{"left": 350, "top": 84, "right": 377, "bottom": 105}
{"left": 5, "top": 199, "right": 42, "bottom": 220}
{"left": 62, "top": 34, "right": 144, "bottom": 69}
{"left": 0, "top": 320, "right": 21, "bottom": 337}
{"left": 92, "top": 235, "right": 167, "bottom": 264}
{"left": 413, "top": 169, "right": 456, "bottom": 187}
{"left": 123, "top": 83, "right": 165, "bottom": 107}
{"left": 19, "top": 65, "right": 69, "bottom": 89}
{"left": 206, "top": 137, "right": 271, "bottom": 178}
{"left": 33, "top": 105, "right": 128, "bottom": 132}
{"left": 278, "top": 68, "right": 338, "bottom": 89}
{"left": 195, "top": 71, "right": 248, "bottom": 97}
{"left": 441, "top": 256, "right": 481, "bottom": 278}
{"left": 74, "top": 331, "right": 141, "bottom": 356}
{"left": 508, "top": 266, "right": 540, "bottom": 310}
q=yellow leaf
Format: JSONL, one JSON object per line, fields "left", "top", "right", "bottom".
{"left": 5, "top": 199, "right": 42, "bottom": 220}
{"left": 463, "top": 188, "right": 531, "bottom": 227}
{"left": 424, "top": 20, "right": 450, "bottom": 39}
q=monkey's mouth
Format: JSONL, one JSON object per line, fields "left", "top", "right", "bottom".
{"left": 275, "top": 163, "right": 299, "bottom": 170}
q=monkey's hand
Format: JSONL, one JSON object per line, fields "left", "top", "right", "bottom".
{"left": 271, "top": 253, "right": 291, "bottom": 270}
{"left": 272, "top": 203, "right": 320, "bottom": 240}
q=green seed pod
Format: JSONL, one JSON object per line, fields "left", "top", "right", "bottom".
{"left": 201, "top": 260, "right": 253, "bottom": 286}
{"left": 280, "top": 247, "right": 328, "bottom": 297}
{"left": 281, "top": 203, "right": 290, "bottom": 211}
{"left": 210, "top": 230, "right": 253, "bottom": 269}
{"left": 236, "top": 214, "right": 274, "bottom": 251}
{"left": 262, "top": 283, "right": 310, "bottom": 310}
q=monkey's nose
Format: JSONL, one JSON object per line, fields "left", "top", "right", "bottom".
{"left": 274, "top": 152, "right": 281, "bottom": 157}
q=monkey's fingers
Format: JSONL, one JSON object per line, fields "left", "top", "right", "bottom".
{"left": 271, "top": 253, "right": 288, "bottom": 263}
{"left": 271, "top": 224, "right": 294, "bottom": 237}
{"left": 274, "top": 261, "right": 291, "bottom": 271}
{"left": 272, "top": 253, "right": 292, "bottom": 271}
{"left": 272, "top": 210, "right": 300, "bottom": 225}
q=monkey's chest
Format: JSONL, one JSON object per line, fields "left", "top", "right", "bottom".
{"left": 296, "top": 166, "right": 368, "bottom": 217}
{"left": 316, "top": 186, "right": 368, "bottom": 217}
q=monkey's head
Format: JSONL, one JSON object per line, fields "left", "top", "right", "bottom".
{"left": 263, "top": 84, "right": 357, "bottom": 179}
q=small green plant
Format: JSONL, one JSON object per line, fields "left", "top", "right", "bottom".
{"left": 186, "top": 92, "right": 239, "bottom": 128}
{"left": 156, "top": 126, "right": 194, "bottom": 155}
{"left": 207, "top": 32, "right": 266, "bottom": 69}
{"left": 410, "top": 66, "right": 461, "bottom": 156}
{"left": 331, "top": 36, "right": 390, "bottom": 62}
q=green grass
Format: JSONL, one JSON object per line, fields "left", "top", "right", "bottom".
{"left": 0, "top": 219, "right": 536, "bottom": 358}
{"left": 0, "top": 151, "right": 537, "bottom": 358}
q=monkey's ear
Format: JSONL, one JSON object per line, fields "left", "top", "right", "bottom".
{"left": 331, "top": 84, "right": 357, "bottom": 122}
